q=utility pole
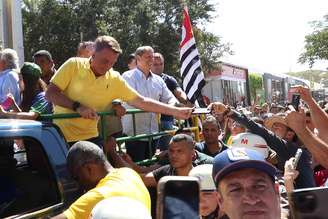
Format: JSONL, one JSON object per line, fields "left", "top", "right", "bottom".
{"left": 0, "top": 0, "right": 24, "bottom": 65}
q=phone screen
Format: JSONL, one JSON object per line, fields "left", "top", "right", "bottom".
{"left": 291, "top": 94, "right": 300, "bottom": 111}
{"left": 163, "top": 180, "right": 199, "bottom": 219}
{"left": 192, "top": 108, "right": 211, "bottom": 114}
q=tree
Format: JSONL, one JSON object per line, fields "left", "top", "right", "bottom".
{"left": 22, "top": 0, "right": 80, "bottom": 66}
{"left": 249, "top": 73, "right": 263, "bottom": 102}
{"left": 22, "top": 0, "right": 232, "bottom": 76}
{"left": 299, "top": 15, "right": 328, "bottom": 67}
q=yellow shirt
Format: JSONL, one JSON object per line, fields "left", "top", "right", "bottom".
{"left": 63, "top": 168, "right": 151, "bottom": 219}
{"left": 51, "top": 57, "right": 138, "bottom": 142}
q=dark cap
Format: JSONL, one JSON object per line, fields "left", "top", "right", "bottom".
{"left": 212, "top": 147, "right": 276, "bottom": 186}
{"left": 33, "top": 50, "right": 53, "bottom": 61}
{"left": 21, "top": 62, "right": 42, "bottom": 79}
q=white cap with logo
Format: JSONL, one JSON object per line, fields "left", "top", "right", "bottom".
{"left": 231, "top": 132, "right": 269, "bottom": 158}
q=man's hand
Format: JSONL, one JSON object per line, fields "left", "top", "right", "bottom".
{"left": 112, "top": 104, "right": 126, "bottom": 117}
{"left": 284, "top": 157, "right": 300, "bottom": 181}
{"left": 286, "top": 106, "right": 306, "bottom": 133}
{"left": 76, "top": 105, "right": 99, "bottom": 120}
{"left": 208, "top": 102, "right": 227, "bottom": 114}
{"left": 173, "top": 107, "right": 192, "bottom": 119}
{"left": 292, "top": 86, "right": 312, "bottom": 103}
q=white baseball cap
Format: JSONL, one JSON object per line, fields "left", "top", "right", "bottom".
{"left": 231, "top": 133, "right": 269, "bottom": 158}
{"left": 90, "top": 197, "right": 151, "bottom": 219}
{"left": 189, "top": 164, "right": 216, "bottom": 191}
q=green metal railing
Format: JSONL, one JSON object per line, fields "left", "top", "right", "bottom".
{"left": 39, "top": 108, "right": 204, "bottom": 165}
{"left": 39, "top": 109, "right": 172, "bottom": 158}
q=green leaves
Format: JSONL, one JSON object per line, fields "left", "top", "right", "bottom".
{"left": 22, "top": 0, "right": 232, "bottom": 77}
{"left": 299, "top": 14, "right": 328, "bottom": 68}
{"left": 249, "top": 73, "right": 263, "bottom": 102}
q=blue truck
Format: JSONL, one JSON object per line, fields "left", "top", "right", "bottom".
{"left": 0, "top": 119, "right": 81, "bottom": 218}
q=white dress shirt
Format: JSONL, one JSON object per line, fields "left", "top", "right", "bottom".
{"left": 122, "top": 68, "right": 176, "bottom": 137}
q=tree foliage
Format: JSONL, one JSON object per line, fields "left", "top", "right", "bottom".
{"left": 287, "top": 70, "right": 328, "bottom": 85}
{"left": 299, "top": 14, "right": 328, "bottom": 67}
{"left": 22, "top": 0, "right": 232, "bottom": 77}
{"left": 249, "top": 73, "right": 263, "bottom": 102}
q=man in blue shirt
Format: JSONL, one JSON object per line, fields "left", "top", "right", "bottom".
{"left": 122, "top": 46, "right": 177, "bottom": 161}
{"left": 0, "top": 48, "right": 21, "bottom": 106}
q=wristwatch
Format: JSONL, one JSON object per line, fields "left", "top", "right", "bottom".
{"left": 112, "top": 99, "right": 122, "bottom": 105}
{"left": 72, "top": 101, "right": 81, "bottom": 111}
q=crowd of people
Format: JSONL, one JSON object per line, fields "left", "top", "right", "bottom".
{"left": 1, "top": 35, "right": 328, "bottom": 219}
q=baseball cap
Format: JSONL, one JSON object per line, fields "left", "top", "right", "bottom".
{"left": 212, "top": 147, "right": 276, "bottom": 186}
{"left": 189, "top": 164, "right": 216, "bottom": 191}
{"left": 90, "top": 197, "right": 151, "bottom": 219}
{"left": 231, "top": 133, "right": 269, "bottom": 158}
{"left": 33, "top": 50, "right": 53, "bottom": 61}
{"left": 20, "top": 62, "right": 42, "bottom": 79}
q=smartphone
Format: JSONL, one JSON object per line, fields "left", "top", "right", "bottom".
{"left": 157, "top": 176, "right": 200, "bottom": 219}
{"left": 290, "top": 187, "right": 328, "bottom": 219}
{"left": 292, "top": 148, "right": 302, "bottom": 170}
{"left": 192, "top": 108, "right": 211, "bottom": 114}
{"left": 1, "top": 96, "right": 14, "bottom": 111}
{"left": 291, "top": 94, "right": 301, "bottom": 111}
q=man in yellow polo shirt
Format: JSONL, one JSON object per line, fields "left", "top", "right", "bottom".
{"left": 52, "top": 141, "right": 151, "bottom": 219}
{"left": 46, "top": 35, "right": 192, "bottom": 146}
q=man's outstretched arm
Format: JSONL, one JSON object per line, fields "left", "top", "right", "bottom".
{"left": 127, "top": 94, "right": 192, "bottom": 120}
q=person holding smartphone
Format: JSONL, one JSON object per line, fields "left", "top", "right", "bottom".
{"left": 0, "top": 62, "right": 52, "bottom": 120}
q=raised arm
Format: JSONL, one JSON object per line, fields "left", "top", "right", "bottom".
{"left": 286, "top": 109, "right": 328, "bottom": 169}
{"left": 294, "top": 86, "right": 328, "bottom": 143}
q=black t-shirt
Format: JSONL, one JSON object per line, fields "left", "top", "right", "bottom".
{"left": 152, "top": 164, "right": 176, "bottom": 182}
{"left": 161, "top": 73, "right": 180, "bottom": 93}
{"left": 160, "top": 73, "right": 180, "bottom": 121}
{"left": 195, "top": 140, "right": 228, "bottom": 157}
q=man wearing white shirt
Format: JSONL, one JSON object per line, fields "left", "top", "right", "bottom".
{"left": 122, "top": 46, "right": 177, "bottom": 161}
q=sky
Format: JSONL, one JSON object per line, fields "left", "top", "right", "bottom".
{"left": 206, "top": 0, "right": 328, "bottom": 74}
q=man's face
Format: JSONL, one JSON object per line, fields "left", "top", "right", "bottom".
{"left": 91, "top": 48, "right": 119, "bottom": 76}
{"left": 271, "top": 122, "right": 288, "bottom": 139}
{"left": 270, "top": 107, "right": 281, "bottom": 114}
{"left": 128, "top": 58, "right": 137, "bottom": 70}
{"left": 0, "top": 59, "right": 5, "bottom": 71}
{"left": 168, "top": 141, "right": 194, "bottom": 169}
{"left": 71, "top": 163, "right": 96, "bottom": 190}
{"left": 254, "top": 107, "right": 261, "bottom": 115}
{"left": 151, "top": 57, "right": 164, "bottom": 75}
{"left": 231, "top": 121, "right": 245, "bottom": 136}
{"left": 137, "top": 50, "right": 154, "bottom": 70}
{"left": 34, "top": 56, "right": 53, "bottom": 74}
{"left": 203, "top": 122, "right": 220, "bottom": 145}
{"left": 218, "top": 168, "right": 280, "bottom": 219}
{"left": 200, "top": 191, "right": 218, "bottom": 216}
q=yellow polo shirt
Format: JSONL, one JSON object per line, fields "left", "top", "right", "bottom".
{"left": 63, "top": 168, "right": 151, "bottom": 219}
{"left": 51, "top": 57, "right": 138, "bottom": 142}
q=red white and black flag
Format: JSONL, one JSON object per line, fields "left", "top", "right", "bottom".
{"left": 180, "top": 6, "right": 206, "bottom": 104}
